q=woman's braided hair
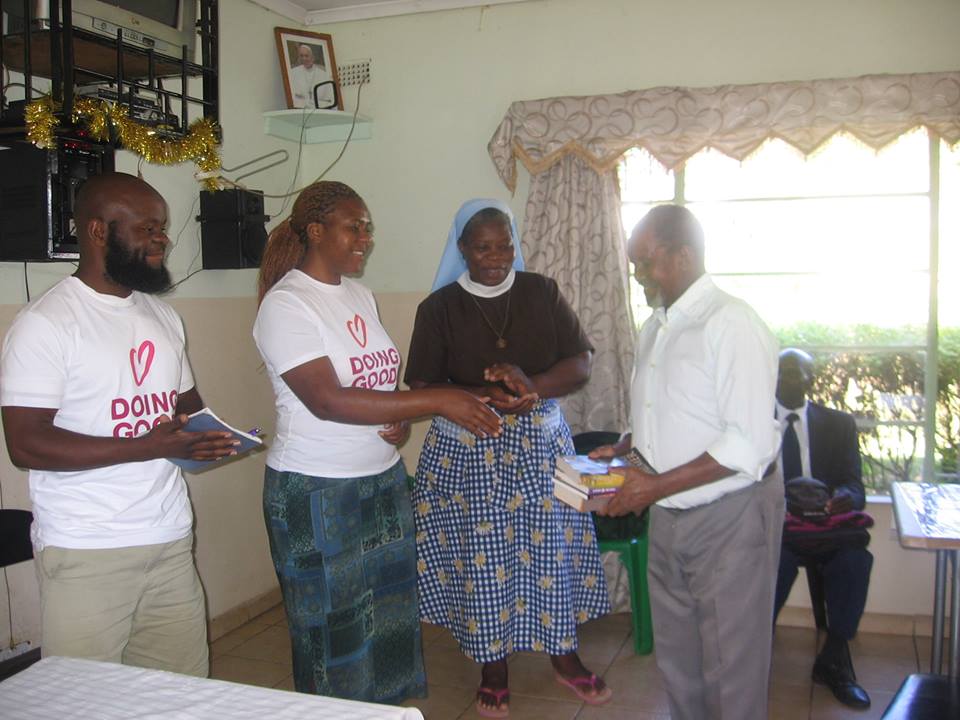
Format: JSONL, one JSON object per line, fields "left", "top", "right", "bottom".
{"left": 257, "top": 181, "right": 362, "bottom": 303}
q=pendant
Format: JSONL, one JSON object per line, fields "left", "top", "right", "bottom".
{"left": 496, "top": 338, "right": 507, "bottom": 350}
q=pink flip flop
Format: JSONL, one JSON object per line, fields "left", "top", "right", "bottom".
{"left": 555, "top": 673, "right": 613, "bottom": 705}
{"left": 476, "top": 686, "right": 510, "bottom": 718}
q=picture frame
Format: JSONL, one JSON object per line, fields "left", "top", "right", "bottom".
{"left": 274, "top": 27, "right": 342, "bottom": 111}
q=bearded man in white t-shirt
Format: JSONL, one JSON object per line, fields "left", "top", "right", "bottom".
{"left": 0, "top": 172, "right": 238, "bottom": 676}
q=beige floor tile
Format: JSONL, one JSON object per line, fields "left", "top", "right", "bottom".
{"left": 204, "top": 599, "right": 924, "bottom": 720}
{"left": 772, "top": 645, "right": 817, "bottom": 689}
{"left": 850, "top": 654, "right": 917, "bottom": 693}
{"left": 768, "top": 681, "right": 812, "bottom": 720}
{"left": 228, "top": 624, "right": 293, "bottom": 667}
{"left": 577, "top": 705, "right": 670, "bottom": 720}
{"left": 209, "top": 621, "right": 274, "bottom": 658}
{"left": 506, "top": 653, "right": 589, "bottom": 704}
{"left": 420, "top": 621, "right": 447, "bottom": 646}
{"left": 272, "top": 674, "right": 295, "bottom": 691}
{"left": 600, "top": 652, "right": 670, "bottom": 714}
{"left": 428, "top": 626, "right": 464, "bottom": 651}
{"left": 851, "top": 632, "right": 919, "bottom": 661}
{"left": 458, "top": 694, "right": 581, "bottom": 720}
{"left": 774, "top": 626, "right": 819, "bottom": 655}
{"left": 574, "top": 622, "right": 630, "bottom": 667}
{"left": 423, "top": 644, "right": 483, "bottom": 690}
{"left": 914, "top": 635, "right": 934, "bottom": 672}
{"left": 209, "top": 654, "right": 291, "bottom": 688}
{"left": 810, "top": 684, "right": 895, "bottom": 720}
{"left": 582, "top": 612, "right": 633, "bottom": 632}
{"left": 403, "top": 683, "right": 475, "bottom": 720}
{"left": 253, "top": 603, "right": 287, "bottom": 626}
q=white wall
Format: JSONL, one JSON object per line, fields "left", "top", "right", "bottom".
{"left": 2, "top": 0, "right": 959, "bottom": 652}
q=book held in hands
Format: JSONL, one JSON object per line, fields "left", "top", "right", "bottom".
{"left": 552, "top": 448, "right": 655, "bottom": 512}
{"left": 169, "top": 408, "right": 264, "bottom": 473}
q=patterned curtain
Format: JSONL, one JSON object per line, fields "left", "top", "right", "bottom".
{"left": 488, "top": 70, "right": 960, "bottom": 434}
{"left": 520, "top": 154, "right": 634, "bottom": 434}
{"left": 489, "top": 71, "right": 960, "bottom": 189}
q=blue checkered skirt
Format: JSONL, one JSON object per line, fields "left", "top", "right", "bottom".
{"left": 412, "top": 400, "right": 610, "bottom": 662}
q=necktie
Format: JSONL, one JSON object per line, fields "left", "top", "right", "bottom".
{"left": 782, "top": 412, "right": 802, "bottom": 480}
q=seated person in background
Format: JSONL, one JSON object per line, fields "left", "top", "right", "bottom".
{"left": 774, "top": 348, "right": 873, "bottom": 710}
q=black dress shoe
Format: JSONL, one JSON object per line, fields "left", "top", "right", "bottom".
{"left": 812, "top": 657, "right": 871, "bottom": 709}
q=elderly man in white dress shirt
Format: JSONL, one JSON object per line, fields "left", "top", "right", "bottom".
{"left": 594, "top": 205, "right": 782, "bottom": 720}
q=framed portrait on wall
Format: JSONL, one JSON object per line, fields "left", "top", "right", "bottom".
{"left": 274, "top": 27, "right": 342, "bottom": 110}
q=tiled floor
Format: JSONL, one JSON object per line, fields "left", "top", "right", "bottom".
{"left": 210, "top": 604, "right": 922, "bottom": 719}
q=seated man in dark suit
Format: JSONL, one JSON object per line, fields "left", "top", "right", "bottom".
{"left": 773, "top": 348, "right": 873, "bottom": 709}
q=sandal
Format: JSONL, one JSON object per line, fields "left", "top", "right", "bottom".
{"left": 555, "top": 673, "right": 613, "bottom": 705}
{"left": 476, "top": 686, "right": 510, "bottom": 718}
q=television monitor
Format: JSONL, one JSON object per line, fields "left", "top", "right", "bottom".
{"left": 2, "top": 0, "right": 199, "bottom": 62}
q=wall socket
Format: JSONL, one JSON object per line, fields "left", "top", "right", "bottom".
{"left": 339, "top": 59, "right": 371, "bottom": 87}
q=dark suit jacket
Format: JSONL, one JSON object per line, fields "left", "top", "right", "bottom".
{"left": 806, "top": 402, "right": 866, "bottom": 511}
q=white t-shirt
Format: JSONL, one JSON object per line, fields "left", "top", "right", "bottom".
{"left": 0, "top": 277, "right": 196, "bottom": 550}
{"left": 253, "top": 270, "right": 401, "bottom": 477}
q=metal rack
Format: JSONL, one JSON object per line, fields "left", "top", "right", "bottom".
{"left": 0, "top": 0, "right": 219, "bottom": 138}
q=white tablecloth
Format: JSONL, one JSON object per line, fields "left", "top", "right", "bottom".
{"left": 0, "top": 656, "right": 425, "bottom": 719}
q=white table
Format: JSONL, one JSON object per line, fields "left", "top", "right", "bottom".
{"left": 0, "top": 656, "right": 425, "bottom": 719}
{"left": 891, "top": 481, "right": 960, "bottom": 678}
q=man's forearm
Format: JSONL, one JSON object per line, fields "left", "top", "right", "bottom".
{"left": 5, "top": 420, "right": 158, "bottom": 471}
{"left": 654, "top": 452, "right": 737, "bottom": 500}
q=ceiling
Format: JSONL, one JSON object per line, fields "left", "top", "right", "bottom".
{"left": 249, "top": 0, "right": 531, "bottom": 25}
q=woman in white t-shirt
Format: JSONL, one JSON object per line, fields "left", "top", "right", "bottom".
{"left": 252, "top": 181, "right": 500, "bottom": 704}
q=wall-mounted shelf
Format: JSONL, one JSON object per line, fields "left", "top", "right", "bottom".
{"left": 263, "top": 109, "right": 372, "bottom": 144}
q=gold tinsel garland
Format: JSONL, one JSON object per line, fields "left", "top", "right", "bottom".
{"left": 25, "top": 96, "right": 222, "bottom": 190}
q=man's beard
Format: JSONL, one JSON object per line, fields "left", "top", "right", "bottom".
{"left": 104, "top": 224, "right": 171, "bottom": 294}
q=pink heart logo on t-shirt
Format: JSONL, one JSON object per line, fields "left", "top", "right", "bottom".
{"left": 130, "top": 340, "right": 155, "bottom": 386}
{"left": 347, "top": 314, "right": 368, "bottom": 348}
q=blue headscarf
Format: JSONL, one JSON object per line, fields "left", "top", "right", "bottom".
{"left": 430, "top": 198, "right": 525, "bottom": 292}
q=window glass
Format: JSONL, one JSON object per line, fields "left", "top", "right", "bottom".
{"left": 617, "top": 129, "right": 957, "bottom": 492}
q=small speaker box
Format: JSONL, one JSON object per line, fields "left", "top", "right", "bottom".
{"left": 198, "top": 189, "right": 269, "bottom": 269}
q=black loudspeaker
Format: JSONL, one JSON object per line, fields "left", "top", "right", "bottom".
{"left": 198, "top": 189, "right": 269, "bottom": 269}
{"left": 0, "top": 137, "right": 115, "bottom": 261}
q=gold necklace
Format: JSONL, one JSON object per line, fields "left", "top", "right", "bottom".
{"left": 469, "top": 290, "right": 511, "bottom": 349}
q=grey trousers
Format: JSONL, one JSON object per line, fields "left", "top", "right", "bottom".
{"left": 649, "top": 475, "right": 785, "bottom": 720}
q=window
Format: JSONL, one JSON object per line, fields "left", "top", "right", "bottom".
{"left": 619, "top": 130, "right": 960, "bottom": 493}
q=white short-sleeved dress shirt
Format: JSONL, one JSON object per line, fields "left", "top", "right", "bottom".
{"left": 629, "top": 274, "right": 780, "bottom": 509}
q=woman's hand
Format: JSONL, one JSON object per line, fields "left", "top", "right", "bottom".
{"left": 485, "top": 383, "right": 539, "bottom": 415}
{"left": 437, "top": 389, "right": 502, "bottom": 438}
{"left": 484, "top": 363, "right": 536, "bottom": 398}
{"left": 379, "top": 420, "right": 410, "bottom": 446}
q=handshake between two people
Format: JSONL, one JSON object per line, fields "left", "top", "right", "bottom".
{"left": 425, "top": 362, "right": 540, "bottom": 441}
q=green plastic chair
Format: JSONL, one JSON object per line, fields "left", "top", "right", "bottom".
{"left": 572, "top": 431, "right": 654, "bottom": 656}
{"left": 598, "top": 523, "right": 654, "bottom": 655}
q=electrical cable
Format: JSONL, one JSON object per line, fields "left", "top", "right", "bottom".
{"left": 259, "top": 82, "right": 364, "bottom": 201}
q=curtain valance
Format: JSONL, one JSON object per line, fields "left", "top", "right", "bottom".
{"left": 488, "top": 71, "right": 960, "bottom": 191}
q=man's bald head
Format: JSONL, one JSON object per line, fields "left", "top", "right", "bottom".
{"left": 73, "top": 172, "right": 164, "bottom": 239}
{"left": 777, "top": 348, "right": 815, "bottom": 409}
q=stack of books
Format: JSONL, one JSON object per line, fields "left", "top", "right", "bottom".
{"left": 552, "top": 449, "right": 655, "bottom": 512}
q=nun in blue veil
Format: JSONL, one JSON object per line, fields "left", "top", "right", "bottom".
{"left": 405, "top": 199, "right": 612, "bottom": 717}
